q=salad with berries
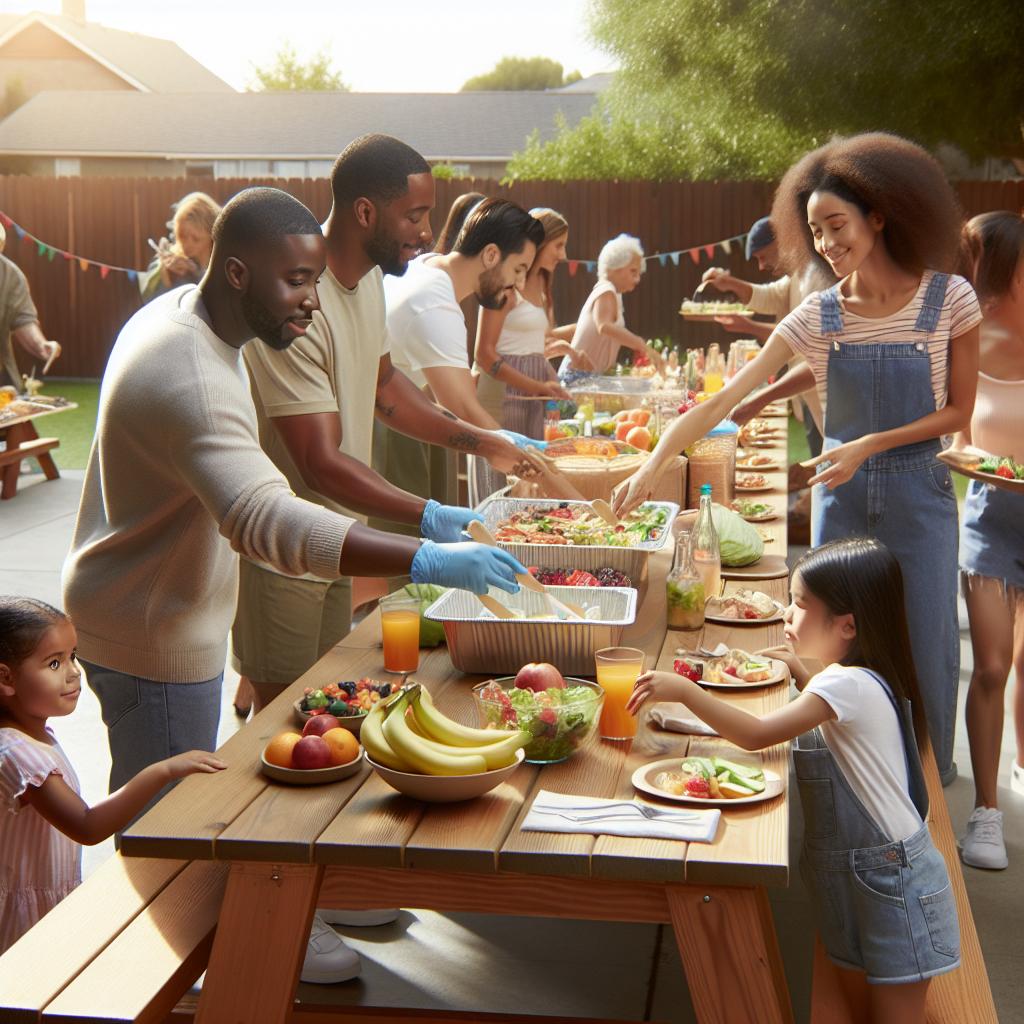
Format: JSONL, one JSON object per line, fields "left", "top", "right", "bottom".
{"left": 298, "top": 678, "right": 393, "bottom": 719}
{"left": 527, "top": 566, "right": 632, "bottom": 588}
{"left": 473, "top": 678, "right": 603, "bottom": 764}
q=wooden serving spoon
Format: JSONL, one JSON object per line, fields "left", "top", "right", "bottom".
{"left": 475, "top": 593, "right": 516, "bottom": 619}
{"left": 467, "top": 521, "right": 585, "bottom": 619}
{"left": 590, "top": 498, "right": 620, "bottom": 527}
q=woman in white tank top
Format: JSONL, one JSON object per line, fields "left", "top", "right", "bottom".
{"left": 956, "top": 212, "right": 1024, "bottom": 869}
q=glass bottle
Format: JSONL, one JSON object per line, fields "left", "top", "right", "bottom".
{"left": 666, "top": 530, "right": 705, "bottom": 630}
{"left": 691, "top": 483, "right": 722, "bottom": 602}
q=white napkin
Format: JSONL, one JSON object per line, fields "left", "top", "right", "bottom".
{"left": 521, "top": 789, "right": 720, "bottom": 843}
{"left": 649, "top": 704, "right": 720, "bottom": 737}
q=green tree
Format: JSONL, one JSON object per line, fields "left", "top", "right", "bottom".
{"left": 508, "top": 0, "right": 1024, "bottom": 180}
{"left": 249, "top": 42, "right": 348, "bottom": 91}
{"left": 462, "top": 56, "right": 581, "bottom": 92}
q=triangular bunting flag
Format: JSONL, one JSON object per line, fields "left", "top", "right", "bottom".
{"left": 36, "top": 240, "right": 47, "bottom": 256}
{"left": 13, "top": 225, "right": 25, "bottom": 240}
{"left": 46, "top": 247, "right": 56, "bottom": 262}
{"left": 658, "top": 253, "right": 669, "bottom": 267}
{"left": 100, "top": 265, "right": 110, "bottom": 280}
{"left": 584, "top": 261, "right": 596, "bottom": 273}
{"left": 127, "top": 270, "right": 137, "bottom": 283}
{"left": 0, "top": 213, "right": 10, "bottom": 228}
{"left": 79, "top": 258, "right": 89, "bottom": 272}
{"left": 567, "top": 260, "right": 579, "bottom": 276}
{"left": 704, "top": 244, "right": 715, "bottom": 259}
{"left": 689, "top": 249, "right": 700, "bottom": 265}
{"left": 62, "top": 251, "right": 73, "bottom": 261}
{"left": 669, "top": 251, "right": 680, "bottom": 266}
{"left": 719, "top": 240, "right": 732, "bottom": 254}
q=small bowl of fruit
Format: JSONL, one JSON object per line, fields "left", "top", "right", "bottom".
{"left": 261, "top": 716, "right": 365, "bottom": 785}
{"left": 294, "top": 678, "right": 394, "bottom": 735}
{"left": 473, "top": 663, "right": 604, "bottom": 765}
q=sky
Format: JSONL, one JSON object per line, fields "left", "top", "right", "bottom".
{"left": 8, "top": 0, "right": 612, "bottom": 92}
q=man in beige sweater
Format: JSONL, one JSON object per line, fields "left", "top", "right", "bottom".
{"left": 62, "top": 186, "right": 524, "bottom": 805}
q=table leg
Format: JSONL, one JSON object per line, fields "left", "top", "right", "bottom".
{"left": 667, "top": 884, "right": 793, "bottom": 1024}
{"left": 0, "top": 422, "right": 29, "bottom": 499}
{"left": 196, "top": 861, "right": 321, "bottom": 1024}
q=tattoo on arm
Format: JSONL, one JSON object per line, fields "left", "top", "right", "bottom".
{"left": 447, "top": 431, "right": 481, "bottom": 452}
{"left": 489, "top": 357, "right": 505, "bottom": 377}
{"left": 377, "top": 362, "right": 396, "bottom": 389}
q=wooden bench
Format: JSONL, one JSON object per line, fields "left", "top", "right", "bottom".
{"left": 0, "top": 853, "right": 227, "bottom": 1024}
{"left": 810, "top": 736, "right": 998, "bottom": 1023}
{"left": 0, "top": 435, "right": 59, "bottom": 499}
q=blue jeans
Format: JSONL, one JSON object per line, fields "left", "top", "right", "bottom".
{"left": 81, "top": 660, "right": 222, "bottom": 825}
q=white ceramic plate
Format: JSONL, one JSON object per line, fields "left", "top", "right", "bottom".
{"left": 734, "top": 482, "right": 774, "bottom": 493}
{"left": 732, "top": 506, "right": 780, "bottom": 522}
{"left": 675, "top": 654, "right": 789, "bottom": 690}
{"left": 704, "top": 596, "right": 786, "bottom": 625}
{"left": 632, "top": 758, "right": 784, "bottom": 807}
{"left": 737, "top": 459, "right": 782, "bottom": 472}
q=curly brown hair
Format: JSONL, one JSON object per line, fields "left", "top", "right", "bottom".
{"left": 771, "top": 133, "right": 964, "bottom": 279}
{"left": 959, "top": 211, "right": 1024, "bottom": 309}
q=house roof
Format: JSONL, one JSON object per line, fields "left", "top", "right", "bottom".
{"left": 0, "top": 11, "right": 234, "bottom": 93}
{"left": 0, "top": 89, "right": 598, "bottom": 161}
{"left": 550, "top": 72, "right": 616, "bottom": 93}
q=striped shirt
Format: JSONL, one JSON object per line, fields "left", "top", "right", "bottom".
{"left": 0, "top": 727, "right": 82, "bottom": 954}
{"left": 774, "top": 272, "right": 983, "bottom": 413}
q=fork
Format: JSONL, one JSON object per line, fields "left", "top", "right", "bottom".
{"left": 531, "top": 808, "right": 703, "bottom": 825}
{"left": 531, "top": 802, "right": 702, "bottom": 822}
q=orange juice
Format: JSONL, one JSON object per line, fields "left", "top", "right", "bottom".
{"left": 703, "top": 370, "right": 724, "bottom": 394}
{"left": 595, "top": 647, "right": 645, "bottom": 740}
{"left": 381, "top": 607, "right": 420, "bottom": 673}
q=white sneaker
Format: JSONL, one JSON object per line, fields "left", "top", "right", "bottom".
{"left": 300, "top": 913, "right": 361, "bottom": 984}
{"left": 318, "top": 908, "right": 400, "bottom": 927}
{"left": 1011, "top": 761, "right": 1024, "bottom": 797}
{"left": 959, "top": 807, "right": 1008, "bottom": 870}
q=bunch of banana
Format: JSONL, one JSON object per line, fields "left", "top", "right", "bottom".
{"left": 361, "top": 683, "right": 528, "bottom": 776}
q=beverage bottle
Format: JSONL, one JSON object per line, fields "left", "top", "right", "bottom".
{"left": 691, "top": 483, "right": 722, "bottom": 602}
{"left": 544, "top": 400, "right": 561, "bottom": 441}
{"left": 666, "top": 530, "right": 705, "bottom": 630}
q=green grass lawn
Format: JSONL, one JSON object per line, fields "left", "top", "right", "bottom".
{"left": 38, "top": 380, "right": 99, "bottom": 470}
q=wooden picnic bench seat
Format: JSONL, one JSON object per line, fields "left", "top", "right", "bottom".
{"left": 0, "top": 435, "right": 60, "bottom": 499}
{"left": 0, "top": 852, "right": 226, "bottom": 1024}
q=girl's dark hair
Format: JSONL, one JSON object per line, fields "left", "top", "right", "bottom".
{"left": 453, "top": 198, "right": 545, "bottom": 260}
{"left": 772, "top": 132, "right": 964, "bottom": 279}
{"left": 434, "top": 192, "right": 486, "bottom": 255}
{"left": 0, "top": 597, "right": 68, "bottom": 670}
{"left": 794, "top": 538, "right": 929, "bottom": 753}
{"left": 959, "top": 211, "right": 1024, "bottom": 308}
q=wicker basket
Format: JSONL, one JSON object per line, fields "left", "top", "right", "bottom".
{"left": 424, "top": 585, "right": 637, "bottom": 676}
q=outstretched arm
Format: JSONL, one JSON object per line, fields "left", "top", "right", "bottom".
{"left": 731, "top": 363, "right": 816, "bottom": 425}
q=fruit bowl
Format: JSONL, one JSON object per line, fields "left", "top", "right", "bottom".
{"left": 260, "top": 749, "right": 365, "bottom": 786}
{"left": 472, "top": 677, "right": 604, "bottom": 764}
{"left": 293, "top": 699, "right": 368, "bottom": 735}
{"left": 366, "top": 748, "right": 526, "bottom": 803}
{"left": 294, "top": 678, "right": 396, "bottom": 734}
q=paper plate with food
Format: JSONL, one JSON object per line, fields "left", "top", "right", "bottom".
{"left": 731, "top": 498, "right": 780, "bottom": 522}
{"left": 937, "top": 448, "right": 1024, "bottom": 495}
{"left": 736, "top": 452, "right": 782, "bottom": 471}
{"left": 738, "top": 419, "right": 787, "bottom": 447}
{"left": 704, "top": 588, "right": 785, "bottom": 624}
{"left": 678, "top": 299, "right": 755, "bottom": 321}
{"left": 734, "top": 472, "right": 773, "bottom": 492}
{"left": 673, "top": 649, "right": 789, "bottom": 690}
{"left": 760, "top": 403, "right": 788, "bottom": 417}
{"left": 633, "top": 754, "right": 784, "bottom": 807}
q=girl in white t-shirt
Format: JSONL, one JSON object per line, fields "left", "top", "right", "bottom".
{"left": 628, "top": 537, "right": 959, "bottom": 1021}
{"left": 0, "top": 597, "right": 225, "bottom": 953}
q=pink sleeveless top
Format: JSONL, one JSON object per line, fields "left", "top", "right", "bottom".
{"left": 971, "top": 371, "right": 1024, "bottom": 460}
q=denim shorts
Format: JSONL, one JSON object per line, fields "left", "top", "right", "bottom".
{"left": 800, "top": 825, "right": 961, "bottom": 984}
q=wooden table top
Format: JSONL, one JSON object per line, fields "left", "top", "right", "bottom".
{"left": 122, "top": 417, "right": 792, "bottom": 889}
{"left": 0, "top": 399, "right": 78, "bottom": 430}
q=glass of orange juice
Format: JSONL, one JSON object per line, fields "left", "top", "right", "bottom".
{"left": 380, "top": 597, "right": 421, "bottom": 673}
{"left": 595, "top": 647, "right": 645, "bottom": 740}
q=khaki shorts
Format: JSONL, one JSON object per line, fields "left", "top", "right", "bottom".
{"left": 231, "top": 560, "right": 352, "bottom": 687}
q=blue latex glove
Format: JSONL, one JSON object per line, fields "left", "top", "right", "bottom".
{"left": 420, "top": 499, "right": 484, "bottom": 544}
{"left": 497, "top": 429, "right": 547, "bottom": 452}
{"left": 410, "top": 541, "right": 526, "bottom": 595}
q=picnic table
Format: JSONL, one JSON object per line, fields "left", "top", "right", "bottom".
{"left": 0, "top": 399, "right": 77, "bottom": 499}
{"left": 121, "top": 415, "right": 794, "bottom": 1024}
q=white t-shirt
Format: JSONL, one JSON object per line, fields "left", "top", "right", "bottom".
{"left": 384, "top": 254, "right": 467, "bottom": 389}
{"left": 497, "top": 291, "right": 550, "bottom": 357}
{"left": 805, "top": 664, "right": 923, "bottom": 842}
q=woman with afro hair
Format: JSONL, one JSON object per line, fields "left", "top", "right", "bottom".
{"left": 614, "top": 133, "right": 982, "bottom": 785}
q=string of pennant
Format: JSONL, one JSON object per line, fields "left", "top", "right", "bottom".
{"left": 0, "top": 210, "right": 140, "bottom": 283}
{"left": 565, "top": 232, "right": 749, "bottom": 277}
{"left": 0, "top": 207, "right": 748, "bottom": 285}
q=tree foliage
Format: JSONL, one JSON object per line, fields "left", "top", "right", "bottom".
{"left": 507, "top": 0, "right": 1024, "bottom": 181}
{"left": 462, "top": 57, "right": 581, "bottom": 92}
{"left": 249, "top": 43, "right": 348, "bottom": 92}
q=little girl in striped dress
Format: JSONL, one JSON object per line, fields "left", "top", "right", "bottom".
{"left": 0, "top": 597, "right": 225, "bottom": 954}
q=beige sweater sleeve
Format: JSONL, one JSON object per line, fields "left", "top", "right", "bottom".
{"left": 747, "top": 276, "right": 793, "bottom": 318}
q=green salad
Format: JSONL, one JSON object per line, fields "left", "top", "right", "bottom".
{"left": 475, "top": 681, "right": 602, "bottom": 763}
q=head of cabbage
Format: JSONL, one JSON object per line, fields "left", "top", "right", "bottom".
{"left": 708, "top": 503, "right": 764, "bottom": 566}
{"left": 398, "top": 583, "right": 447, "bottom": 646}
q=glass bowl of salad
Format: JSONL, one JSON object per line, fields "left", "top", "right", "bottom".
{"left": 471, "top": 677, "right": 604, "bottom": 764}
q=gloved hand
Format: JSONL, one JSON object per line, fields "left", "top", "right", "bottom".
{"left": 410, "top": 541, "right": 526, "bottom": 595}
{"left": 420, "top": 499, "right": 484, "bottom": 543}
{"left": 497, "top": 429, "right": 547, "bottom": 451}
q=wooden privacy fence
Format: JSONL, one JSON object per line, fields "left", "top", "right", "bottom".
{"left": 1, "top": 175, "right": 1023, "bottom": 379}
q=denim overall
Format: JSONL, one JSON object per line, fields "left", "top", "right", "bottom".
{"left": 811, "top": 275, "right": 960, "bottom": 779}
{"left": 795, "top": 669, "right": 960, "bottom": 983}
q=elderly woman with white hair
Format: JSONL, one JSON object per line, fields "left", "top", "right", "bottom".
{"left": 558, "top": 233, "right": 664, "bottom": 378}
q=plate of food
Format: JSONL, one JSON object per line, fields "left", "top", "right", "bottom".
{"left": 760, "top": 403, "right": 788, "bottom": 417}
{"left": 633, "top": 755, "right": 783, "bottom": 806}
{"left": 704, "top": 589, "right": 785, "bottom": 623}
{"left": 937, "top": 448, "right": 1024, "bottom": 495}
{"left": 734, "top": 473, "right": 773, "bottom": 492}
{"left": 673, "top": 649, "right": 789, "bottom": 690}
{"left": 731, "top": 499, "right": 780, "bottom": 522}
{"left": 678, "top": 300, "right": 756, "bottom": 322}
{"left": 736, "top": 452, "right": 782, "bottom": 471}
{"left": 738, "top": 420, "right": 787, "bottom": 447}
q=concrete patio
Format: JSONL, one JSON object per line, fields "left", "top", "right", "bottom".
{"left": 2, "top": 467, "right": 1021, "bottom": 1022}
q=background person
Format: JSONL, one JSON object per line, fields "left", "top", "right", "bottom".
{"left": 139, "top": 192, "right": 221, "bottom": 303}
